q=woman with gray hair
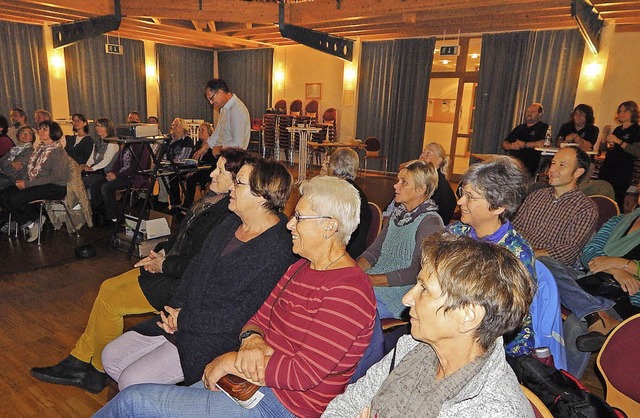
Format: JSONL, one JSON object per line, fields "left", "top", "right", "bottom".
{"left": 323, "top": 147, "right": 372, "bottom": 258}
{"left": 324, "top": 234, "right": 536, "bottom": 418}
{"left": 447, "top": 156, "right": 535, "bottom": 356}
{"left": 93, "top": 175, "right": 376, "bottom": 418}
{"left": 358, "top": 159, "right": 443, "bottom": 319}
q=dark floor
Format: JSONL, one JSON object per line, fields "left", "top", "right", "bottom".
{"left": 0, "top": 168, "right": 606, "bottom": 416}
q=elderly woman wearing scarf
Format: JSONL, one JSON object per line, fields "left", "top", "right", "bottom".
{"left": 0, "top": 125, "right": 35, "bottom": 193}
{"left": 358, "top": 159, "right": 443, "bottom": 319}
{"left": 0, "top": 120, "right": 68, "bottom": 242}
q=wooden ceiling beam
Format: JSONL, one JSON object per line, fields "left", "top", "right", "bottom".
{"left": 287, "top": 0, "right": 569, "bottom": 25}
{"left": 121, "top": 0, "right": 278, "bottom": 25}
{"left": 11, "top": 0, "right": 111, "bottom": 14}
{"left": 122, "top": 17, "right": 272, "bottom": 48}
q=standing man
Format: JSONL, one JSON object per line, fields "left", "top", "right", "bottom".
{"left": 513, "top": 147, "right": 619, "bottom": 360}
{"left": 193, "top": 79, "right": 250, "bottom": 160}
{"left": 8, "top": 107, "right": 28, "bottom": 144}
{"left": 502, "top": 103, "right": 549, "bottom": 176}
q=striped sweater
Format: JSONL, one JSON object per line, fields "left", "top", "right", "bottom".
{"left": 247, "top": 259, "right": 377, "bottom": 417}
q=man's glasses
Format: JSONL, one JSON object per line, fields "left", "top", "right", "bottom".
{"left": 206, "top": 89, "right": 221, "bottom": 104}
{"left": 234, "top": 178, "right": 250, "bottom": 186}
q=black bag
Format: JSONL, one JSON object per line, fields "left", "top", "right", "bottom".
{"left": 576, "top": 272, "right": 640, "bottom": 319}
{"left": 507, "top": 355, "right": 626, "bottom": 418}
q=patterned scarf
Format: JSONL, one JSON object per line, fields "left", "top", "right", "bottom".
{"left": 7, "top": 142, "right": 33, "bottom": 162}
{"left": 27, "top": 142, "right": 59, "bottom": 180}
{"left": 390, "top": 198, "right": 439, "bottom": 227}
{"left": 92, "top": 137, "right": 110, "bottom": 166}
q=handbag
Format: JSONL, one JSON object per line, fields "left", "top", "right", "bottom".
{"left": 216, "top": 374, "right": 260, "bottom": 402}
{"left": 576, "top": 272, "right": 640, "bottom": 319}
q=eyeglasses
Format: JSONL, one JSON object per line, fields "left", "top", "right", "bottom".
{"left": 206, "top": 89, "right": 221, "bottom": 104}
{"left": 456, "top": 184, "right": 483, "bottom": 201}
{"left": 37, "top": 126, "right": 49, "bottom": 131}
{"left": 291, "top": 212, "right": 333, "bottom": 222}
{"left": 234, "top": 178, "right": 250, "bottom": 186}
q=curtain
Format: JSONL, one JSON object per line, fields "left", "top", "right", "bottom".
{"left": 356, "top": 38, "right": 435, "bottom": 171}
{"left": 157, "top": 44, "right": 214, "bottom": 132}
{"left": 471, "top": 29, "right": 585, "bottom": 155}
{"left": 0, "top": 21, "right": 50, "bottom": 121}
{"left": 65, "top": 35, "right": 146, "bottom": 124}
{"left": 217, "top": 48, "right": 273, "bottom": 121}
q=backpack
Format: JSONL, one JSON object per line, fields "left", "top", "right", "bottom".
{"left": 507, "top": 354, "right": 626, "bottom": 418}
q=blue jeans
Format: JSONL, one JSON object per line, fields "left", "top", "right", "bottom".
{"left": 92, "top": 382, "right": 295, "bottom": 418}
{"left": 538, "top": 257, "right": 615, "bottom": 319}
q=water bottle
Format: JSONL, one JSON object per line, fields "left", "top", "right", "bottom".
{"left": 533, "top": 346, "right": 555, "bottom": 368}
{"left": 544, "top": 126, "right": 552, "bottom": 147}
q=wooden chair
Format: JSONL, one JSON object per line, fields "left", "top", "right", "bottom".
{"left": 521, "top": 385, "right": 554, "bottom": 418}
{"left": 289, "top": 99, "right": 302, "bottom": 115}
{"left": 304, "top": 100, "right": 319, "bottom": 118}
{"left": 273, "top": 99, "right": 287, "bottom": 115}
{"left": 366, "top": 201, "right": 382, "bottom": 248}
{"left": 362, "top": 137, "right": 389, "bottom": 174}
{"left": 589, "top": 195, "right": 620, "bottom": 231}
{"left": 597, "top": 313, "right": 640, "bottom": 417}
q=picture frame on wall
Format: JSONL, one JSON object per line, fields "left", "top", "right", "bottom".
{"left": 305, "top": 83, "right": 322, "bottom": 100}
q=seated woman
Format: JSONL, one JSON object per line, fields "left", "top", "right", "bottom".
{"left": 99, "top": 158, "right": 299, "bottom": 390}
{"left": 0, "top": 125, "right": 35, "bottom": 193}
{"left": 90, "top": 135, "right": 149, "bottom": 225}
{"left": 93, "top": 176, "right": 376, "bottom": 418}
{"left": 157, "top": 117, "right": 195, "bottom": 207}
{"left": 556, "top": 104, "right": 599, "bottom": 151}
{"left": 447, "top": 156, "right": 535, "bottom": 356}
{"left": 559, "top": 191, "right": 640, "bottom": 354}
{"left": 29, "top": 148, "right": 251, "bottom": 394}
{"left": 0, "top": 120, "right": 68, "bottom": 243}
{"left": 81, "top": 117, "right": 119, "bottom": 223}
{"left": 358, "top": 159, "right": 443, "bottom": 319}
{"left": 323, "top": 147, "right": 372, "bottom": 259}
{"left": 65, "top": 113, "right": 94, "bottom": 165}
{"left": 323, "top": 235, "right": 536, "bottom": 418}
{"left": 383, "top": 142, "right": 457, "bottom": 225}
{"left": 184, "top": 122, "right": 216, "bottom": 208}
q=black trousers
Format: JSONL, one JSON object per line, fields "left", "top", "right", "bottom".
{"left": 0, "top": 184, "right": 66, "bottom": 226}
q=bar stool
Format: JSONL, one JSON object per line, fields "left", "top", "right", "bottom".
{"left": 29, "top": 199, "right": 79, "bottom": 245}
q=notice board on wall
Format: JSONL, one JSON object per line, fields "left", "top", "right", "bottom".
{"left": 427, "top": 98, "right": 456, "bottom": 123}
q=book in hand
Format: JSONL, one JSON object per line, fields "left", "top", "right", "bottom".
{"left": 215, "top": 374, "right": 264, "bottom": 409}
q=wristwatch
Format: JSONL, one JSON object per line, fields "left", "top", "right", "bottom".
{"left": 239, "top": 330, "right": 262, "bottom": 344}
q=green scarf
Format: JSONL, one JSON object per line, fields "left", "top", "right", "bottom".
{"left": 603, "top": 208, "right": 640, "bottom": 256}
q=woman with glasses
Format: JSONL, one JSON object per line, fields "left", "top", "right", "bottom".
{"left": 359, "top": 159, "right": 443, "bottom": 319}
{"left": 0, "top": 125, "right": 35, "bottom": 194}
{"left": 184, "top": 122, "right": 216, "bottom": 208}
{"left": 30, "top": 148, "right": 251, "bottom": 394}
{"left": 94, "top": 176, "right": 376, "bottom": 418}
{"left": 556, "top": 104, "right": 599, "bottom": 152}
{"left": 0, "top": 120, "right": 69, "bottom": 242}
{"left": 99, "top": 158, "right": 298, "bottom": 391}
{"left": 447, "top": 156, "right": 535, "bottom": 356}
{"left": 598, "top": 101, "right": 640, "bottom": 210}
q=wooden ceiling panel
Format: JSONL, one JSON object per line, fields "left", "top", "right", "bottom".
{"left": 0, "top": 0, "right": 637, "bottom": 50}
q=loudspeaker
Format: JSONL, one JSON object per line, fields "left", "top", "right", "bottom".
{"left": 51, "top": 14, "right": 122, "bottom": 49}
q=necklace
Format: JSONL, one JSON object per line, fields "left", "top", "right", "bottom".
{"left": 319, "top": 251, "right": 347, "bottom": 271}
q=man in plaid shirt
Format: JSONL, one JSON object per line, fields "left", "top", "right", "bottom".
{"left": 513, "top": 147, "right": 620, "bottom": 355}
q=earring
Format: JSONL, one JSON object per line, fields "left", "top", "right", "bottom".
{"left": 323, "top": 234, "right": 329, "bottom": 240}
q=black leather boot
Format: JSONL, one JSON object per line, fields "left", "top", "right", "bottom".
{"left": 30, "top": 355, "right": 89, "bottom": 387}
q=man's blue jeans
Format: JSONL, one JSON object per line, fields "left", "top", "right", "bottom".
{"left": 92, "top": 382, "right": 295, "bottom": 418}
{"left": 538, "top": 256, "right": 615, "bottom": 319}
